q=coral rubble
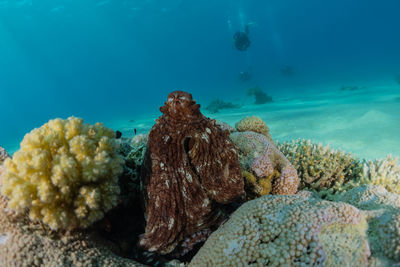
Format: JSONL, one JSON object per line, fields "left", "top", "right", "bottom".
{"left": 139, "top": 91, "right": 245, "bottom": 255}
{"left": 1, "top": 117, "right": 124, "bottom": 230}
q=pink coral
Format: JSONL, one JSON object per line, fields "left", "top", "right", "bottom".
{"left": 231, "top": 131, "right": 299, "bottom": 195}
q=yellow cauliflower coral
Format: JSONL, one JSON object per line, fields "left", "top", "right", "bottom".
{"left": 1, "top": 117, "right": 124, "bottom": 230}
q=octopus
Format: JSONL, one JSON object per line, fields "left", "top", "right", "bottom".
{"left": 139, "top": 91, "right": 245, "bottom": 255}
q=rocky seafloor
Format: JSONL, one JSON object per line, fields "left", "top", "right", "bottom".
{"left": 1, "top": 115, "right": 400, "bottom": 267}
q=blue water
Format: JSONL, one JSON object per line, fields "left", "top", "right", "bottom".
{"left": 1, "top": 0, "right": 400, "bottom": 153}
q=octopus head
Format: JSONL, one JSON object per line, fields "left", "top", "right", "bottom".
{"left": 160, "top": 91, "right": 201, "bottom": 120}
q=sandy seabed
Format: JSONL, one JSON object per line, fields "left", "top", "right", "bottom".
{"left": 112, "top": 84, "right": 400, "bottom": 161}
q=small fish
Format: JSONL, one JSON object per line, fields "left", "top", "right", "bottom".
{"left": 134, "top": 129, "right": 137, "bottom": 135}
{"left": 115, "top": 130, "right": 122, "bottom": 139}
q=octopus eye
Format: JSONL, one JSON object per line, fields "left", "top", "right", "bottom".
{"left": 167, "top": 97, "right": 174, "bottom": 102}
{"left": 179, "top": 96, "right": 187, "bottom": 100}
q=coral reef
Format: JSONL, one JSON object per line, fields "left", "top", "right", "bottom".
{"left": 1, "top": 117, "right": 124, "bottom": 230}
{"left": 205, "top": 99, "right": 240, "bottom": 114}
{"left": 246, "top": 86, "right": 273, "bottom": 104}
{"left": 332, "top": 185, "right": 400, "bottom": 264}
{"left": 0, "top": 194, "right": 146, "bottom": 267}
{"left": 342, "top": 155, "right": 400, "bottom": 195}
{"left": 235, "top": 116, "right": 273, "bottom": 143}
{"left": 277, "top": 139, "right": 363, "bottom": 196}
{"left": 278, "top": 140, "right": 400, "bottom": 200}
{"left": 231, "top": 131, "right": 299, "bottom": 197}
{"left": 139, "top": 91, "right": 245, "bottom": 255}
{"left": 189, "top": 193, "right": 370, "bottom": 266}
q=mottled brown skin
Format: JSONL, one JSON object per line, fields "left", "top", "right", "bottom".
{"left": 139, "top": 91, "right": 245, "bottom": 255}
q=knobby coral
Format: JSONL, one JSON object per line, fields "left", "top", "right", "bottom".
{"left": 139, "top": 91, "right": 245, "bottom": 254}
{"left": 332, "top": 185, "right": 400, "bottom": 264}
{"left": 1, "top": 117, "right": 124, "bottom": 230}
{"left": 189, "top": 193, "right": 370, "bottom": 266}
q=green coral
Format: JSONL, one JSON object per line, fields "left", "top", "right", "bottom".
{"left": 277, "top": 139, "right": 363, "bottom": 197}
{"left": 1, "top": 117, "right": 124, "bottom": 230}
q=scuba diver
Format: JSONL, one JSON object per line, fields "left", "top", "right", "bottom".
{"left": 233, "top": 24, "right": 250, "bottom": 51}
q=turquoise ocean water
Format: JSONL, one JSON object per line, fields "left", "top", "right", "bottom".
{"left": 1, "top": 0, "right": 399, "bottom": 156}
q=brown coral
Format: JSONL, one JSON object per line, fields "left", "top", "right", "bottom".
{"left": 139, "top": 91, "right": 245, "bottom": 255}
